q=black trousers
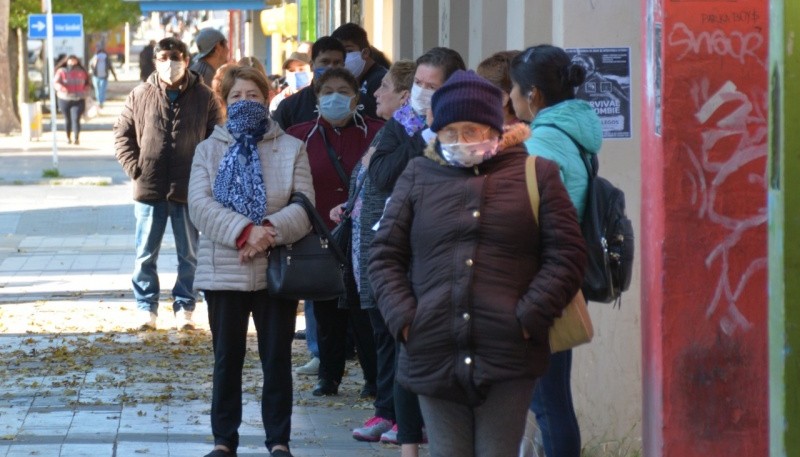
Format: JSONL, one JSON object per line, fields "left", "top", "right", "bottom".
{"left": 368, "top": 308, "right": 396, "bottom": 420}
{"left": 394, "top": 343, "right": 425, "bottom": 444}
{"left": 57, "top": 98, "right": 84, "bottom": 140}
{"left": 312, "top": 298, "right": 377, "bottom": 385}
{"left": 205, "top": 290, "right": 297, "bottom": 452}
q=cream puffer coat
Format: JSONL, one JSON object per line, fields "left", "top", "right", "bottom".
{"left": 188, "top": 122, "right": 314, "bottom": 291}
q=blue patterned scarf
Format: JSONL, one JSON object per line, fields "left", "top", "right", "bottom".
{"left": 213, "top": 100, "right": 269, "bottom": 223}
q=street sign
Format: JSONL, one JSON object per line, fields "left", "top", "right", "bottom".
{"left": 28, "top": 14, "right": 83, "bottom": 39}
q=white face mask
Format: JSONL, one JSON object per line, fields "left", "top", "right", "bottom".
{"left": 439, "top": 138, "right": 500, "bottom": 167}
{"left": 156, "top": 60, "right": 186, "bottom": 85}
{"left": 344, "top": 51, "right": 366, "bottom": 77}
{"left": 410, "top": 83, "right": 435, "bottom": 116}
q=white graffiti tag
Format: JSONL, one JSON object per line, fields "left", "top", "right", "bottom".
{"left": 668, "top": 22, "right": 765, "bottom": 68}
{"left": 683, "top": 78, "right": 767, "bottom": 335}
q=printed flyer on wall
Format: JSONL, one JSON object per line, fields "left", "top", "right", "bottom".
{"left": 565, "top": 47, "right": 632, "bottom": 139}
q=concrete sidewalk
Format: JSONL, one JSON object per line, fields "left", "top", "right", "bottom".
{"left": 0, "top": 78, "right": 423, "bottom": 457}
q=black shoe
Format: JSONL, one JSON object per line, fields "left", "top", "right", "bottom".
{"left": 359, "top": 381, "right": 377, "bottom": 399}
{"left": 204, "top": 449, "right": 237, "bottom": 457}
{"left": 312, "top": 379, "right": 339, "bottom": 396}
{"left": 270, "top": 449, "right": 293, "bottom": 457}
{"left": 294, "top": 329, "right": 306, "bottom": 340}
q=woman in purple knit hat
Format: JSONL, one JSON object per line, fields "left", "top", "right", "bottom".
{"left": 368, "top": 70, "right": 587, "bottom": 457}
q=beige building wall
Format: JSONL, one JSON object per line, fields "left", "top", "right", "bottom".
{"left": 362, "top": 0, "right": 644, "bottom": 451}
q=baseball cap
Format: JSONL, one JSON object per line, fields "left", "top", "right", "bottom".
{"left": 282, "top": 51, "right": 311, "bottom": 70}
{"left": 195, "top": 28, "right": 226, "bottom": 59}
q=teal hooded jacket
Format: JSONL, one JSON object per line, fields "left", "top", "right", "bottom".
{"left": 523, "top": 99, "right": 602, "bottom": 223}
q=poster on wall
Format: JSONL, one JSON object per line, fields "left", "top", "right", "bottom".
{"left": 565, "top": 47, "right": 632, "bottom": 139}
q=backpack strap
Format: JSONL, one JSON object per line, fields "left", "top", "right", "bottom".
{"left": 535, "top": 123, "right": 598, "bottom": 179}
{"left": 524, "top": 155, "right": 539, "bottom": 224}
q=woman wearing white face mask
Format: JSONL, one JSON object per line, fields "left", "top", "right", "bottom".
{"left": 285, "top": 68, "right": 385, "bottom": 399}
{"left": 368, "top": 47, "right": 466, "bottom": 194}
{"left": 368, "top": 69, "right": 587, "bottom": 457}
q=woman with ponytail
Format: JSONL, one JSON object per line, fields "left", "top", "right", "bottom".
{"left": 509, "top": 44, "right": 603, "bottom": 457}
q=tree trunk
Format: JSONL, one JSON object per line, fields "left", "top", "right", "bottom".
{"left": 0, "top": 0, "right": 21, "bottom": 133}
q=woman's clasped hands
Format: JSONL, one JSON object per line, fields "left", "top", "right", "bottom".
{"left": 238, "top": 225, "right": 278, "bottom": 264}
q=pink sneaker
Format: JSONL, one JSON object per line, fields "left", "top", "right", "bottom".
{"left": 380, "top": 424, "right": 428, "bottom": 445}
{"left": 353, "top": 416, "right": 394, "bottom": 442}
{"left": 379, "top": 423, "right": 399, "bottom": 444}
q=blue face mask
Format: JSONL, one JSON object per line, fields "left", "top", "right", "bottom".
{"left": 313, "top": 66, "right": 328, "bottom": 79}
{"left": 318, "top": 93, "right": 355, "bottom": 122}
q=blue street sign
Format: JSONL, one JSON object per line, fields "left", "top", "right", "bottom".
{"left": 28, "top": 14, "right": 83, "bottom": 39}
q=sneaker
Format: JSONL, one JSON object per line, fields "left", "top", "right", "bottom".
{"left": 136, "top": 310, "right": 157, "bottom": 331}
{"left": 353, "top": 416, "right": 394, "bottom": 442}
{"left": 175, "top": 309, "right": 195, "bottom": 330}
{"left": 294, "top": 357, "right": 319, "bottom": 376}
{"left": 379, "top": 425, "right": 428, "bottom": 445}
{"left": 379, "top": 424, "right": 399, "bottom": 445}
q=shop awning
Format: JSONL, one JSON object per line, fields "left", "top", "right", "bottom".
{"left": 133, "top": 0, "right": 266, "bottom": 12}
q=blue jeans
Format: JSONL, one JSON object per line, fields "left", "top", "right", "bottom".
{"left": 530, "top": 349, "right": 580, "bottom": 457}
{"left": 132, "top": 201, "right": 198, "bottom": 314}
{"left": 304, "top": 301, "right": 319, "bottom": 358}
{"left": 92, "top": 76, "right": 108, "bottom": 106}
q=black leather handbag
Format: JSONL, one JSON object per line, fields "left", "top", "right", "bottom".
{"left": 267, "top": 192, "right": 348, "bottom": 301}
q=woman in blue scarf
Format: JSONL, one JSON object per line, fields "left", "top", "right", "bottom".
{"left": 188, "top": 65, "right": 314, "bottom": 457}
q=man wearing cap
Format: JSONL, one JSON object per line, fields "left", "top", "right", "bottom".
{"left": 268, "top": 52, "right": 312, "bottom": 113}
{"left": 190, "top": 28, "right": 228, "bottom": 86}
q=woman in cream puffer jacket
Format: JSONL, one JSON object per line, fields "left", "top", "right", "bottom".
{"left": 189, "top": 120, "right": 314, "bottom": 291}
{"left": 187, "top": 64, "right": 313, "bottom": 457}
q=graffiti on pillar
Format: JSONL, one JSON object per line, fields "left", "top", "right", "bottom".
{"left": 667, "top": 22, "right": 765, "bottom": 68}
{"left": 676, "top": 79, "right": 767, "bottom": 336}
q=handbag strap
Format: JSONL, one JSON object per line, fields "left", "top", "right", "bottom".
{"left": 525, "top": 156, "right": 540, "bottom": 223}
{"left": 317, "top": 127, "right": 350, "bottom": 191}
{"left": 289, "top": 192, "right": 348, "bottom": 263}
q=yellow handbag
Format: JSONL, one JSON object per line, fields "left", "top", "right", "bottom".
{"left": 525, "top": 156, "right": 594, "bottom": 353}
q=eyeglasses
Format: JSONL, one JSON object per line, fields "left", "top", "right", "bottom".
{"left": 438, "top": 126, "right": 492, "bottom": 144}
{"left": 155, "top": 53, "right": 184, "bottom": 62}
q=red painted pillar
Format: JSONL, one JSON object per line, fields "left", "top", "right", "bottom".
{"left": 641, "top": 1, "right": 769, "bottom": 456}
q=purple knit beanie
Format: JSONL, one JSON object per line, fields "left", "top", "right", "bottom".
{"left": 430, "top": 70, "right": 505, "bottom": 134}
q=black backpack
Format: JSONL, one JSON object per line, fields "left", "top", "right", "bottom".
{"left": 539, "top": 124, "right": 635, "bottom": 306}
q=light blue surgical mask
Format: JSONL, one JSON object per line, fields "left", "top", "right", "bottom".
{"left": 319, "top": 93, "right": 355, "bottom": 122}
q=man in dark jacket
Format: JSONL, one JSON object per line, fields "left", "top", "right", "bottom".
{"left": 272, "top": 36, "right": 346, "bottom": 131}
{"left": 331, "top": 23, "right": 388, "bottom": 121}
{"left": 114, "top": 37, "right": 221, "bottom": 331}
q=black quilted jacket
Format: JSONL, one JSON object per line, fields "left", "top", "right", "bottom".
{"left": 368, "top": 140, "right": 586, "bottom": 405}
